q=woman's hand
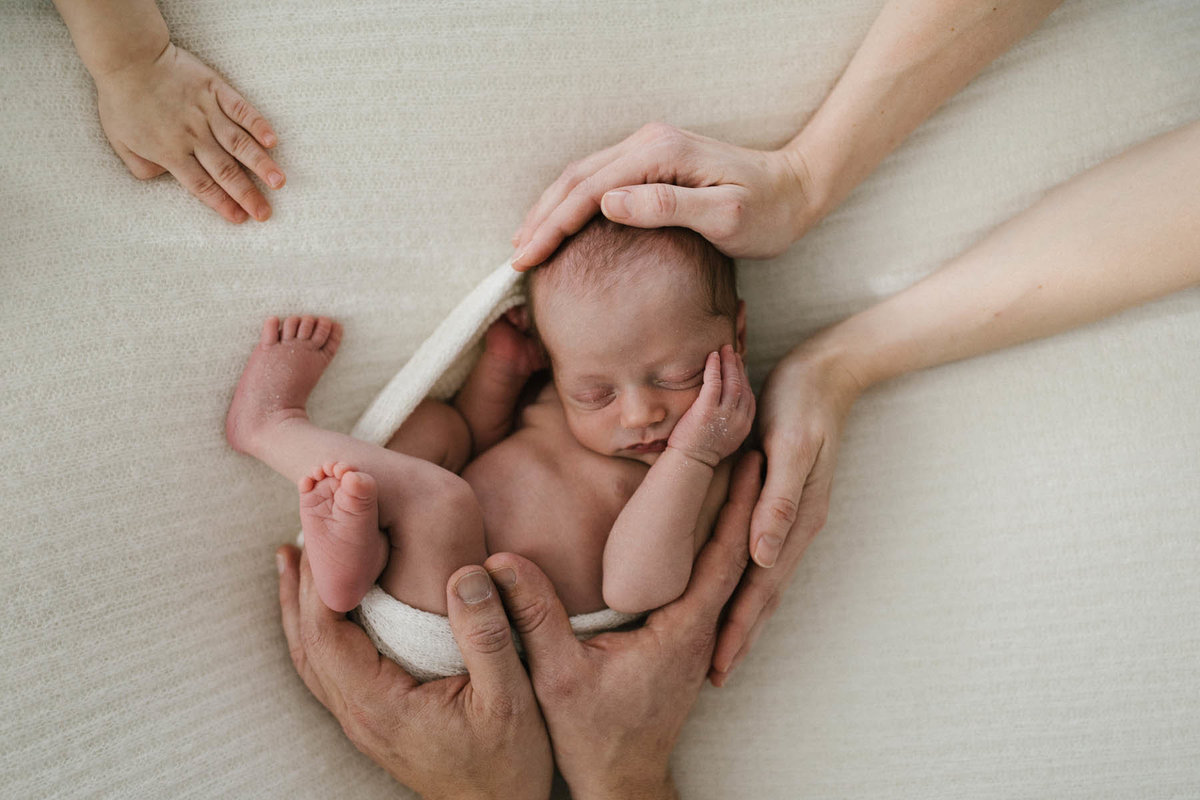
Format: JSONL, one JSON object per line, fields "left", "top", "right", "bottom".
{"left": 510, "top": 122, "right": 817, "bottom": 270}
{"left": 484, "top": 451, "right": 762, "bottom": 799}
{"left": 277, "top": 546, "right": 552, "bottom": 800}
{"left": 93, "top": 43, "right": 285, "bottom": 224}
{"left": 709, "top": 337, "right": 864, "bottom": 685}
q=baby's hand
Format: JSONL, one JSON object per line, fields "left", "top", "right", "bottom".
{"left": 92, "top": 43, "right": 284, "bottom": 224}
{"left": 667, "top": 344, "right": 755, "bottom": 467}
{"left": 483, "top": 306, "right": 547, "bottom": 377}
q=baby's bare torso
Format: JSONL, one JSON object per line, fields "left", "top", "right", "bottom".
{"left": 461, "top": 382, "right": 650, "bottom": 615}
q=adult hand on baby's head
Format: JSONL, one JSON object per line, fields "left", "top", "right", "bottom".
{"left": 92, "top": 43, "right": 284, "bottom": 224}
{"left": 485, "top": 451, "right": 762, "bottom": 800}
{"left": 709, "top": 337, "right": 864, "bottom": 686}
{"left": 276, "top": 546, "right": 552, "bottom": 800}
{"left": 510, "top": 122, "right": 816, "bottom": 270}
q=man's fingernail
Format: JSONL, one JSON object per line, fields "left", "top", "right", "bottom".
{"left": 601, "top": 190, "right": 630, "bottom": 219}
{"left": 276, "top": 553, "right": 286, "bottom": 575}
{"left": 753, "top": 536, "right": 781, "bottom": 568}
{"left": 455, "top": 571, "right": 493, "bottom": 604}
{"left": 268, "top": 171, "right": 284, "bottom": 188}
{"left": 488, "top": 567, "right": 517, "bottom": 589}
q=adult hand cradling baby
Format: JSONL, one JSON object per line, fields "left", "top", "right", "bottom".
{"left": 278, "top": 451, "right": 764, "bottom": 800}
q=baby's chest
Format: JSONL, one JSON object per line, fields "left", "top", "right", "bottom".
{"left": 460, "top": 425, "right": 645, "bottom": 613}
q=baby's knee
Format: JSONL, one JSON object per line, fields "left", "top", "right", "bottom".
{"left": 413, "top": 471, "right": 486, "bottom": 553}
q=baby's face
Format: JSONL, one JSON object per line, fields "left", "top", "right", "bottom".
{"left": 533, "top": 260, "right": 744, "bottom": 466}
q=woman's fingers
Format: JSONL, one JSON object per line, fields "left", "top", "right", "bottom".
{"left": 195, "top": 143, "right": 271, "bottom": 222}
{"left": 210, "top": 114, "right": 286, "bottom": 191}
{"left": 215, "top": 82, "right": 277, "bottom": 149}
{"left": 749, "top": 433, "right": 822, "bottom": 568}
{"left": 169, "top": 155, "right": 247, "bottom": 223}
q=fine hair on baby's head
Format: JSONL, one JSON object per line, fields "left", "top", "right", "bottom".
{"left": 527, "top": 216, "right": 738, "bottom": 333}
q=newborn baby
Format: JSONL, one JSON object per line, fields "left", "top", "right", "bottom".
{"left": 227, "top": 217, "right": 753, "bottom": 622}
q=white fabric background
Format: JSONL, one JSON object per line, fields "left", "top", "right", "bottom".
{"left": 2, "top": 1, "right": 1198, "bottom": 797}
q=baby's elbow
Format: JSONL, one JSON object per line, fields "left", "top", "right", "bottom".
{"left": 602, "top": 572, "right": 687, "bottom": 615}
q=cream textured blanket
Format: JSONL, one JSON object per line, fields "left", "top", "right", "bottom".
{"left": 3, "top": 1, "right": 1199, "bottom": 798}
{"left": 312, "top": 260, "right": 637, "bottom": 681}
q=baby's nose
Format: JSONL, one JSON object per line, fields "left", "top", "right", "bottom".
{"left": 620, "top": 391, "right": 667, "bottom": 429}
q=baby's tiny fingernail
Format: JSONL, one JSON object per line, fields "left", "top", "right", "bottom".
{"left": 268, "top": 171, "right": 284, "bottom": 189}
{"left": 455, "top": 570, "right": 493, "bottom": 604}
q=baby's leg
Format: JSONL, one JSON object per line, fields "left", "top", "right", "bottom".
{"left": 228, "top": 315, "right": 485, "bottom": 614}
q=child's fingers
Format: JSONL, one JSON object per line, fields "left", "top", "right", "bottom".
{"left": 169, "top": 155, "right": 248, "bottom": 224}
{"left": 195, "top": 144, "right": 271, "bottom": 222}
{"left": 214, "top": 83, "right": 277, "bottom": 149}
{"left": 210, "top": 115, "right": 285, "bottom": 191}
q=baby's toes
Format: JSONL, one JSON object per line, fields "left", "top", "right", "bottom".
{"left": 296, "top": 316, "right": 316, "bottom": 341}
{"left": 259, "top": 316, "right": 281, "bottom": 347}
{"left": 339, "top": 471, "right": 378, "bottom": 504}
{"left": 282, "top": 316, "right": 301, "bottom": 340}
{"left": 312, "top": 317, "right": 333, "bottom": 348}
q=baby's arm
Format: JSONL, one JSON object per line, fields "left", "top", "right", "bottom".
{"left": 52, "top": 0, "right": 284, "bottom": 223}
{"left": 454, "top": 309, "right": 546, "bottom": 455}
{"left": 602, "top": 345, "right": 754, "bottom": 613}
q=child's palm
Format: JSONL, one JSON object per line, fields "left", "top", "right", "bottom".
{"left": 94, "top": 43, "right": 284, "bottom": 224}
{"left": 669, "top": 345, "right": 755, "bottom": 467}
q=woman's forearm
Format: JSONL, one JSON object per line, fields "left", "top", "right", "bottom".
{"left": 821, "top": 120, "right": 1200, "bottom": 390}
{"left": 52, "top": 0, "right": 169, "bottom": 79}
{"left": 786, "top": 0, "right": 1062, "bottom": 231}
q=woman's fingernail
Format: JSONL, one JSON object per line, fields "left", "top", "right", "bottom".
{"left": 268, "top": 171, "right": 284, "bottom": 188}
{"left": 512, "top": 245, "right": 530, "bottom": 267}
{"left": 276, "top": 553, "right": 286, "bottom": 575}
{"left": 263, "top": 132, "right": 277, "bottom": 147}
{"left": 488, "top": 567, "right": 517, "bottom": 589}
{"left": 601, "top": 190, "right": 630, "bottom": 219}
{"left": 455, "top": 571, "right": 493, "bottom": 604}
{"left": 753, "top": 536, "right": 781, "bottom": 568}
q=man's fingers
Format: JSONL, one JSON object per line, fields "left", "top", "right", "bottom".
{"left": 215, "top": 82, "right": 277, "bottom": 148}
{"left": 483, "top": 553, "right": 580, "bottom": 678}
{"left": 277, "top": 544, "right": 328, "bottom": 707}
{"left": 655, "top": 450, "right": 761, "bottom": 630}
{"left": 195, "top": 143, "right": 271, "bottom": 222}
{"left": 749, "top": 438, "right": 818, "bottom": 568}
{"left": 446, "top": 566, "right": 532, "bottom": 708}
{"left": 211, "top": 114, "right": 285, "bottom": 191}
{"left": 169, "top": 155, "right": 247, "bottom": 223}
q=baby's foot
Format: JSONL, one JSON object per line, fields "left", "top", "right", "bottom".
{"left": 483, "top": 308, "right": 545, "bottom": 378}
{"left": 226, "top": 315, "right": 342, "bottom": 455}
{"left": 298, "top": 462, "right": 387, "bottom": 613}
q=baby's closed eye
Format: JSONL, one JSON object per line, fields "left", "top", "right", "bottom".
{"left": 656, "top": 369, "right": 703, "bottom": 389}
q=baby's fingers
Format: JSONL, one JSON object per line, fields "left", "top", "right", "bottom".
{"left": 170, "top": 155, "right": 248, "bottom": 224}
{"left": 697, "top": 350, "right": 723, "bottom": 406}
{"left": 719, "top": 346, "right": 749, "bottom": 407}
{"left": 211, "top": 115, "right": 285, "bottom": 191}
{"left": 215, "top": 82, "right": 277, "bottom": 149}
{"left": 196, "top": 145, "right": 271, "bottom": 222}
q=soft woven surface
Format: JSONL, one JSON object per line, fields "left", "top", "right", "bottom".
{"left": 2, "top": 1, "right": 1198, "bottom": 798}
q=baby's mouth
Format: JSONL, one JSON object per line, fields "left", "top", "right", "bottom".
{"left": 627, "top": 439, "right": 667, "bottom": 454}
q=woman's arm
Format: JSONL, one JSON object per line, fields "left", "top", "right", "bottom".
{"left": 510, "top": 0, "right": 1063, "bottom": 269}
{"left": 716, "top": 119, "right": 1200, "bottom": 683}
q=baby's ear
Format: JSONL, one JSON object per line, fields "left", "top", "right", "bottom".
{"left": 734, "top": 300, "right": 747, "bottom": 355}
{"left": 504, "top": 305, "right": 532, "bottom": 332}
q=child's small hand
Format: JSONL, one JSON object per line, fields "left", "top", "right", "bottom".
{"left": 92, "top": 43, "right": 284, "bottom": 224}
{"left": 667, "top": 344, "right": 755, "bottom": 467}
{"left": 483, "top": 306, "right": 547, "bottom": 377}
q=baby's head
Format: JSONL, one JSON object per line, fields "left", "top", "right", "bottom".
{"left": 528, "top": 216, "right": 745, "bottom": 465}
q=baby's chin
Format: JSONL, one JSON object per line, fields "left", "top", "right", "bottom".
{"left": 615, "top": 450, "right": 660, "bottom": 467}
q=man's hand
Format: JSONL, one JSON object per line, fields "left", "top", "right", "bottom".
{"left": 485, "top": 451, "right": 762, "bottom": 799}
{"left": 94, "top": 43, "right": 285, "bottom": 223}
{"left": 277, "top": 546, "right": 552, "bottom": 800}
{"left": 510, "top": 122, "right": 812, "bottom": 270}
